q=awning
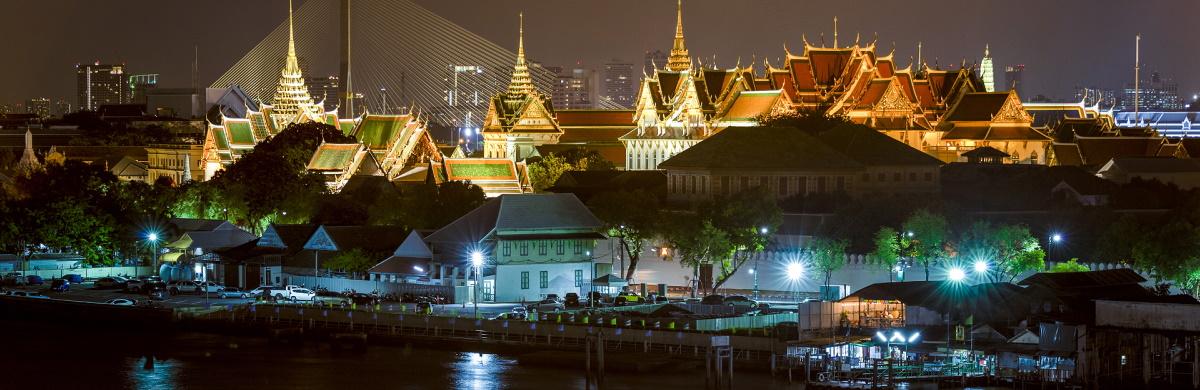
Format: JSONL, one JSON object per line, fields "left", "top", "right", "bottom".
{"left": 160, "top": 252, "right": 183, "bottom": 262}
{"left": 592, "top": 274, "right": 627, "bottom": 287}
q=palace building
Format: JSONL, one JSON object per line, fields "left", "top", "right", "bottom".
{"left": 481, "top": 14, "right": 562, "bottom": 161}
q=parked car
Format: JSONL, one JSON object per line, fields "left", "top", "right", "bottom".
{"left": 218, "top": 287, "right": 250, "bottom": 299}
{"left": 249, "top": 286, "right": 277, "bottom": 298}
{"left": 94, "top": 277, "right": 127, "bottom": 289}
{"left": 168, "top": 281, "right": 201, "bottom": 295}
{"left": 195, "top": 281, "right": 224, "bottom": 294}
{"left": 722, "top": 295, "right": 758, "bottom": 308}
{"left": 50, "top": 279, "right": 71, "bottom": 292}
{"left": 313, "top": 290, "right": 350, "bottom": 306}
{"left": 105, "top": 298, "right": 136, "bottom": 306}
{"left": 61, "top": 274, "right": 84, "bottom": 284}
{"left": 490, "top": 307, "right": 528, "bottom": 321}
{"left": 544, "top": 293, "right": 562, "bottom": 303}
{"left": 125, "top": 276, "right": 161, "bottom": 293}
{"left": 613, "top": 292, "right": 646, "bottom": 306}
{"left": 700, "top": 294, "right": 726, "bottom": 305}
{"left": 145, "top": 282, "right": 167, "bottom": 301}
{"left": 25, "top": 275, "right": 44, "bottom": 285}
{"left": 529, "top": 298, "right": 564, "bottom": 312}
{"left": 348, "top": 293, "right": 378, "bottom": 306}
{"left": 1, "top": 272, "right": 25, "bottom": 286}
{"left": 5, "top": 290, "right": 48, "bottom": 299}
{"left": 270, "top": 285, "right": 315, "bottom": 302}
{"left": 564, "top": 292, "right": 581, "bottom": 308}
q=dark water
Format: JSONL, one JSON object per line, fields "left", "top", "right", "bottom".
{"left": 0, "top": 321, "right": 799, "bottom": 390}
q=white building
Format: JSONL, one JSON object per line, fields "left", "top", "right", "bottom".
{"left": 423, "top": 194, "right": 606, "bottom": 303}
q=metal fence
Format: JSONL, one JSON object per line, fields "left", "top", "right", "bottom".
{"left": 15, "top": 266, "right": 153, "bottom": 280}
{"left": 695, "top": 313, "right": 796, "bottom": 332}
{"left": 286, "top": 275, "right": 454, "bottom": 301}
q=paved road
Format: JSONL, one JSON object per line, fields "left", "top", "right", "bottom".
{"left": 7, "top": 281, "right": 254, "bottom": 308}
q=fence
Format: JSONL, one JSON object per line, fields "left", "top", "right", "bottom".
{"left": 286, "top": 275, "right": 454, "bottom": 301}
{"left": 193, "top": 303, "right": 787, "bottom": 359}
{"left": 695, "top": 312, "right": 796, "bottom": 332}
{"left": 15, "top": 266, "right": 153, "bottom": 280}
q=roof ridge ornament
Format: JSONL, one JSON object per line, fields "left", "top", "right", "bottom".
{"left": 666, "top": 0, "right": 691, "bottom": 71}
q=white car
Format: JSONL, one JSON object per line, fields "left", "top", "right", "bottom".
{"left": 248, "top": 286, "right": 277, "bottom": 298}
{"left": 218, "top": 287, "right": 250, "bottom": 299}
{"left": 168, "top": 281, "right": 201, "bottom": 295}
{"left": 94, "top": 277, "right": 128, "bottom": 289}
{"left": 269, "top": 285, "right": 316, "bottom": 302}
{"left": 196, "top": 281, "right": 224, "bottom": 294}
{"left": 105, "top": 298, "right": 136, "bottom": 306}
{"left": 5, "top": 290, "right": 48, "bottom": 299}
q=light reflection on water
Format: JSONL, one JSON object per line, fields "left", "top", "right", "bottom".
{"left": 127, "top": 356, "right": 178, "bottom": 390}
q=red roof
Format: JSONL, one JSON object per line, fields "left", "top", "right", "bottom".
{"left": 556, "top": 110, "right": 634, "bottom": 126}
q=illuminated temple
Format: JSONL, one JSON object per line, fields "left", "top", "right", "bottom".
{"left": 622, "top": 3, "right": 1055, "bottom": 170}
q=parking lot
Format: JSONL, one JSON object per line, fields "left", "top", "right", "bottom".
{"left": 6, "top": 280, "right": 255, "bottom": 308}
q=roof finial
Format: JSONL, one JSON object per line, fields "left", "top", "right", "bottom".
{"left": 984, "top": 43, "right": 990, "bottom": 57}
{"left": 287, "top": 0, "right": 295, "bottom": 58}
{"left": 833, "top": 16, "right": 838, "bottom": 48}
{"left": 507, "top": 12, "right": 534, "bottom": 95}
{"left": 667, "top": 0, "right": 690, "bottom": 71}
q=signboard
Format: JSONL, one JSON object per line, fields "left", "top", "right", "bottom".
{"left": 710, "top": 335, "right": 730, "bottom": 347}
{"left": 955, "top": 325, "right": 965, "bottom": 341}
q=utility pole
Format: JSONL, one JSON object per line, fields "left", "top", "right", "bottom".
{"left": 1134, "top": 34, "right": 1141, "bottom": 117}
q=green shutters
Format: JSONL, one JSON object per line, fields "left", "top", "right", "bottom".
{"left": 574, "top": 270, "right": 583, "bottom": 287}
{"left": 520, "top": 271, "right": 529, "bottom": 289}
{"left": 539, "top": 271, "right": 548, "bottom": 289}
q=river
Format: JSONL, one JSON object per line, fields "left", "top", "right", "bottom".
{"left": 0, "top": 320, "right": 801, "bottom": 390}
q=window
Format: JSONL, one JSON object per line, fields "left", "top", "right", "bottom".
{"left": 797, "top": 177, "right": 807, "bottom": 194}
{"left": 760, "top": 176, "right": 768, "bottom": 187}
{"left": 689, "top": 176, "right": 696, "bottom": 194}
{"left": 503, "top": 242, "right": 511, "bottom": 256}
{"left": 721, "top": 176, "right": 730, "bottom": 194}
{"left": 556, "top": 240, "right": 565, "bottom": 255}
{"left": 893, "top": 172, "right": 902, "bottom": 181}
{"left": 878, "top": 173, "right": 886, "bottom": 181}
{"left": 520, "top": 272, "right": 529, "bottom": 289}
{"left": 520, "top": 242, "right": 529, "bottom": 256}
{"left": 574, "top": 270, "right": 583, "bottom": 287}
{"left": 573, "top": 240, "right": 583, "bottom": 255}
{"left": 539, "top": 271, "right": 549, "bottom": 289}
{"left": 836, "top": 177, "right": 845, "bottom": 191}
{"left": 816, "top": 177, "right": 827, "bottom": 193}
{"left": 778, "top": 177, "right": 788, "bottom": 196}
{"left": 862, "top": 173, "right": 870, "bottom": 182}
{"left": 700, "top": 177, "right": 707, "bottom": 193}
{"left": 740, "top": 176, "right": 749, "bottom": 190}
{"left": 924, "top": 172, "right": 933, "bottom": 181}
{"left": 539, "top": 241, "right": 547, "bottom": 256}
{"left": 908, "top": 172, "right": 917, "bottom": 181}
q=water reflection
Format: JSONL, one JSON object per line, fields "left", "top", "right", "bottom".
{"left": 128, "top": 356, "right": 178, "bottom": 390}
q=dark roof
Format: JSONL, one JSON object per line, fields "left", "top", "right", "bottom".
{"left": 368, "top": 256, "right": 429, "bottom": 275}
{"left": 962, "top": 146, "right": 1011, "bottom": 159}
{"left": 659, "top": 126, "right": 863, "bottom": 171}
{"left": 944, "top": 93, "right": 1011, "bottom": 122}
{"left": 816, "top": 124, "right": 944, "bottom": 167}
{"left": 551, "top": 171, "right": 622, "bottom": 189}
{"left": 1018, "top": 269, "right": 1145, "bottom": 290}
{"left": 555, "top": 110, "right": 635, "bottom": 126}
{"left": 320, "top": 225, "right": 409, "bottom": 254}
{"left": 270, "top": 224, "right": 319, "bottom": 251}
{"left": 425, "top": 194, "right": 603, "bottom": 243}
{"left": 168, "top": 218, "right": 229, "bottom": 233}
{"left": 1105, "top": 156, "right": 1200, "bottom": 173}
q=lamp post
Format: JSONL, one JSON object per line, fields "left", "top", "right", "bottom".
{"left": 471, "top": 251, "right": 483, "bottom": 319}
{"left": 146, "top": 233, "right": 159, "bottom": 275}
{"left": 786, "top": 261, "right": 805, "bottom": 343}
{"left": 380, "top": 87, "right": 388, "bottom": 114}
{"left": 946, "top": 267, "right": 966, "bottom": 366}
{"left": 1049, "top": 233, "right": 1063, "bottom": 262}
{"left": 753, "top": 226, "right": 768, "bottom": 299}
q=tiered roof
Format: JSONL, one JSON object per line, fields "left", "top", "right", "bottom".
{"left": 429, "top": 158, "right": 531, "bottom": 197}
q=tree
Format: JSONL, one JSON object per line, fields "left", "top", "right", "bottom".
{"left": 756, "top": 109, "right": 852, "bottom": 134}
{"left": 1049, "top": 258, "right": 1090, "bottom": 273}
{"left": 588, "top": 189, "right": 660, "bottom": 281}
{"left": 661, "top": 214, "right": 731, "bottom": 296}
{"left": 870, "top": 227, "right": 902, "bottom": 281}
{"left": 809, "top": 237, "right": 849, "bottom": 288}
{"left": 902, "top": 209, "right": 948, "bottom": 280}
{"left": 993, "top": 224, "right": 1046, "bottom": 281}
{"left": 325, "top": 248, "right": 379, "bottom": 279}
{"left": 706, "top": 187, "right": 782, "bottom": 290}
{"left": 528, "top": 154, "right": 573, "bottom": 192}
{"left": 1130, "top": 218, "right": 1200, "bottom": 287}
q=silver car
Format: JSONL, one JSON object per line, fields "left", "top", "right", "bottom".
{"left": 218, "top": 287, "right": 249, "bottom": 299}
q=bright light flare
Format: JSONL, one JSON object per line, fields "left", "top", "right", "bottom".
{"left": 471, "top": 251, "right": 484, "bottom": 267}
{"left": 785, "top": 262, "right": 804, "bottom": 281}
{"left": 948, "top": 267, "right": 966, "bottom": 282}
{"left": 973, "top": 261, "right": 989, "bottom": 274}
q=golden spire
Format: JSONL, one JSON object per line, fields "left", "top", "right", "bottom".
{"left": 507, "top": 12, "right": 535, "bottom": 95}
{"left": 666, "top": 0, "right": 690, "bottom": 71}
{"left": 833, "top": 16, "right": 838, "bottom": 48}
{"left": 271, "top": 0, "right": 315, "bottom": 119}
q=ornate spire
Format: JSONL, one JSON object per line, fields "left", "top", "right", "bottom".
{"left": 271, "top": 0, "right": 316, "bottom": 119}
{"left": 17, "top": 125, "right": 40, "bottom": 175}
{"left": 666, "top": 0, "right": 690, "bottom": 71}
{"left": 507, "top": 12, "right": 535, "bottom": 95}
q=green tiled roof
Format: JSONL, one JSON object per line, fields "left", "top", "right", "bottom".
{"left": 325, "top": 115, "right": 338, "bottom": 127}
{"left": 356, "top": 116, "right": 406, "bottom": 149}
{"left": 248, "top": 113, "right": 270, "bottom": 140}
{"left": 308, "top": 144, "right": 359, "bottom": 171}
{"left": 448, "top": 162, "right": 513, "bottom": 178}
{"left": 212, "top": 127, "right": 231, "bottom": 150}
{"left": 226, "top": 120, "right": 256, "bottom": 146}
{"left": 339, "top": 119, "right": 357, "bottom": 136}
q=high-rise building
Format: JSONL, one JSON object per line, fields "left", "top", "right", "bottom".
{"left": 129, "top": 74, "right": 159, "bottom": 104}
{"left": 979, "top": 45, "right": 995, "bottom": 93}
{"left": 306, "top": 75, "right": 340, "bottom": 111}
{"left": 601, "top": 59, "right": 635, "bottom": 108}
{"left": 1005, "top": 64, "right": 1024, "bottom": 98}
{"left": 644, "top": 49, "right": 667, "bottom": 75}
{"left": 52, "top": 100, "right": 72, "bottom": 117}
{"left": 76, "top": 62, "right": 128, "bottom": 111}
{"left": 549, "top": 65, "right": 597, "bottom": 109}
{"left": 1119, "top": 71, "right": 1184, "bottom": 112}
{"left": 440, "top": 64, "right": 490, "bottom": 143}
{"left": 25, "top": 98, "right": 50, "bottom": 118}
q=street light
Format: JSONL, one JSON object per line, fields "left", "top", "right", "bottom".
{"left": 146, "top": 232, "right": 160, "bottom": 275}
{"left": 973, "top": 260, "right": 989, "bottom": 274}
{"left": 1051, "top": 233, "right": 1062, "bottom": 243}
{"left": 471, "top": 251, "right": 483, "bottom": 319}
{"left": 947, "top": 267, "right": 966, "bottom": 282}
{"left": 786, "top": 261, "right": 806, "bottom": 344}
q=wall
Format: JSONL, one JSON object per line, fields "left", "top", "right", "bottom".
{"left": 494, "top": 261, "right": 590, "bottom": 302}
{"left": 15, "top": 266, "right": 153, "bottom": 279}
{"left": 1095, "top": 300, "right": 1200, "bottom": 332}
{"left": 286, "top": 275, "right": 453, "bottom": 299}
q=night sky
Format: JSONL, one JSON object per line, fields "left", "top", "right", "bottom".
{"left": 2, "top": 0, "right": 1197, "bottom": 106}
